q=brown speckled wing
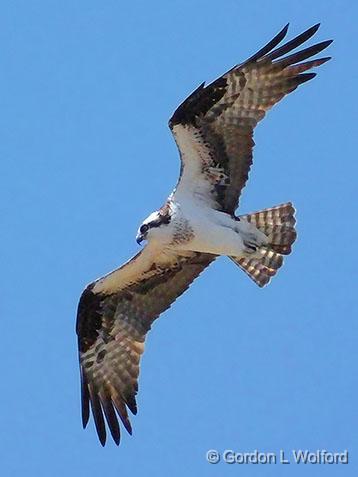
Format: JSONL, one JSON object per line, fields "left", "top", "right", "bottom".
{"left": 170, "top": 24, "right": 332, "bottom": 214}
{"left": 76, "top": 249, "right": 215, "bottom": 445}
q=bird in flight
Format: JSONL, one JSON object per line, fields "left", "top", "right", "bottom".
{"left": 76, "top": 24, "right": 332, "bottom": 445}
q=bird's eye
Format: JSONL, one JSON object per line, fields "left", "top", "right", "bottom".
{"left": 140, "top": 224, "right": 149, "bottom": 234}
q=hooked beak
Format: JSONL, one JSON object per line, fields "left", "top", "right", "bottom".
{"left": 136, "top": 233, "right": 144, "bottom": 245}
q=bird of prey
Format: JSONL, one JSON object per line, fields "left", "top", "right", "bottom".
{"left": 76, "top": 24, "right": 331, "bottom": 445}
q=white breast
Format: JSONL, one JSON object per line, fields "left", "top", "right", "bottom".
{"left": 169, "top": 197, "right": 245, "bottom": 256}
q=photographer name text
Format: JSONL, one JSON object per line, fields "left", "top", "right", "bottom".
{"left": 206, "top": 449, "right": 349, "bottom": 465}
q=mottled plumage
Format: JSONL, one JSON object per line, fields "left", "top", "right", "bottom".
{"left": 77, "top": 249, "right": 214, "bottom": 445}
{"left": 76, "top": 24, "right": 331, "bottom": 445}
{"left": 171, "top": 23, "right": 331, "bottom": 214}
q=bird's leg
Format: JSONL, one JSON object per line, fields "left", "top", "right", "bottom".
{"left": 234, "top": 219, "right": 269, "bottom": 255}
{"left": 242, "top": 234, "right": 261, "bottom": 254}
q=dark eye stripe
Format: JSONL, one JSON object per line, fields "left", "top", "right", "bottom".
{"left": 140, "top": 224, "right": 149, "bottom": 234}
{"left": 140, "top": 212, "right": 171, "bottom": 233}
{"left": 151, "top": 214, "right": 171, "bottom": 228}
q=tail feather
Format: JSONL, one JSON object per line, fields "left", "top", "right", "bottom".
{"left": 230, "top": 202, "right": 297, "bottom": 287}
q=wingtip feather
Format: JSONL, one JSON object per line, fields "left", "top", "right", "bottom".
{"left": 266, "top": 23, "right": 328, "bottom": 62}
{"left": 320, "top": 56, "right": 332, "bottom": 63}
{"left": 282, "top": 23, "right": 290, "bottom": 35}
{"left": 243, "top": 23, "right": 289, "bottom": 64}
{"left": 88, "top": 384, "right": 107, "bottom": 446}
{"left": 82, "top": 412, "right": 89, "bottom": 429}
{"left": 101, "top": 396, "right": 121, "bottom": 445}
{"left": 310, "top": 23, "right": 321, "bottom": 32}
{"left": 80, "top": 367, "right": 90, "bottom": 429}
{"left": 112, "top": 394, "right": 134, "bottom": 435}
{"left": 315, "top": 39, "right": 334, "bottom": 52}
{"left": 297, "top": 72, "right": 317, "bottom": 83}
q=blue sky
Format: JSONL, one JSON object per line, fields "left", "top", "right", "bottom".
{"left": 1, "top": 1, "right": 356, "bottom": 476}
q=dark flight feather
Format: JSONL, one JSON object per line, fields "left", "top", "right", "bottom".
{"left": 77, "top": 250, "right": 215, "bottom": 445}
{"left": 170, "top": 24, "right": 332, "bottom": 214}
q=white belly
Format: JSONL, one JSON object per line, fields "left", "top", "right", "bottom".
{"left": 171, "top": 199, "right": 246, "bottom": 256}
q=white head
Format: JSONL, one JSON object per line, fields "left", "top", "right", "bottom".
{"left": 136, "top": 207, "right": 172, "bottom": 245}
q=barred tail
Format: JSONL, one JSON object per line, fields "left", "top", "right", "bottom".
{"left": 230, "top": 202, "right": 297, "bottom": 287}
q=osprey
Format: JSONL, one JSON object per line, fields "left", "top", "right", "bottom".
{"left": 76, "top": 24, "right": 331, "bottom": 445}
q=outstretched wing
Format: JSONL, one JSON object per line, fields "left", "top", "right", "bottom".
{"left": 169, "top": 24, "right": 332, "bottom": 214}
{"left": 76, "top": 244, "right": 215, "bottom": 445}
